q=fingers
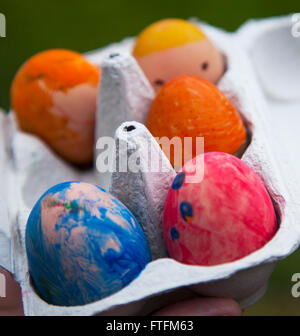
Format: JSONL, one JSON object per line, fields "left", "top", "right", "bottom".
{"left": 153, "top": 297, "right": 242, "bottom": 316}
{"left": 0, "top": 267, "right": 24, "bottom": 316}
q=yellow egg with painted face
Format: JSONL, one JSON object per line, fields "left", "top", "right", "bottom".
{"left": 133, "top": 19, "right": 225, "bottom": 92}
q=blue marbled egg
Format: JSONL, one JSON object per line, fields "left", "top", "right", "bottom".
{"left": 25, "top": 181, "right": 151, "bottom": 306}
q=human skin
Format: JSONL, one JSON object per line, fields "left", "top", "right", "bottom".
{"left": 153, "top": 297, "right": 242, "bottom": 316}
{"left": 0, "top": 267, "right": 24, "bottom": 316}
{"left": 0, "top": 266, "right": 241, "bottom": 316}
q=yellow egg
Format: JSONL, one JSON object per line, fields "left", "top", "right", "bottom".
{"left": 133, "top": 19, "right": 225, "bottom": 92}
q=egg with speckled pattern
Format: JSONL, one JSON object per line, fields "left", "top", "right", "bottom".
{"left": 146, "top": 76, "right": 248, "bottom": 169}
{"left": 163, "top": 152, "right": 278, "bottom": 266}
{"left": 25, "top": 181, "right": 151, "bottom": 306}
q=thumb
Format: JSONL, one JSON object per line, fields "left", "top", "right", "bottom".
{"left": 152, "top": 297, "right": 242, "bottom": 316}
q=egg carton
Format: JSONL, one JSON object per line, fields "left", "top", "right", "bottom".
{"left": 0, "top": 15, "right": 299, "bottom": 316}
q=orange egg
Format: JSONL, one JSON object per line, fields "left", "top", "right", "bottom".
{"left": 133, "top": 19, "right": 225, "bottom": 92}
{"left": 11, "top": 49, "right": 101, "bottom": 166}
{"left": 146, "top": 76, "right": 247, "bottom": 168}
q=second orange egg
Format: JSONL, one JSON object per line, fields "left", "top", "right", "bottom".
{"left": 146, "top": 75, "right": 247, "bottom": 168}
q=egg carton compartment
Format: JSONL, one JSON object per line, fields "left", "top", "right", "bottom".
{"left": 0, "top": 15, "right": 299, "bottom": 316}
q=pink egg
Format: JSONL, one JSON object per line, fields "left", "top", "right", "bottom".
{"left": 163, "top": 152, "right": 278, "bottom": 266}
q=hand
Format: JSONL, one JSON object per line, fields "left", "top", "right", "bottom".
{"left": 0, "top": 267, "right": 24, "bottom": 316}
{"left": 153, "top": 297, "right": 242, "bottom": 316}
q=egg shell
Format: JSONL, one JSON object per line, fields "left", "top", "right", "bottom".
{"left": 10, "top": 49, "right": 100, "bottom": 166}
{"left": 133, "top": 19, "right": 225, "bottom": 92}
{"left": 25, "top": 181, "right": 151, "bottom": 306}
{"left": 0, "top": 15, "right": 299, "bottom": 315}
{"left": 146, "top": 75, "right": 247, "bottom": 167}
{"left": 163, "top": 152, "right": 278, "bottom": 266}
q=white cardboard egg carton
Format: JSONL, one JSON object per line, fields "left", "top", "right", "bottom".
{"left": 0, "top": 15, "right": 299, "bottom": 315}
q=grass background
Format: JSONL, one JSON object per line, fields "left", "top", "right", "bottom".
{"left": 0, "top": 0, "right": 300, "bottom": 315}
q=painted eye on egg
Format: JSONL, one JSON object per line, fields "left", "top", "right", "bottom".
{"left": 201, "top": 62, "right": 209, "bottom": 70}
{"left": 154, "top": 79, "right": 165, "bottom": 86}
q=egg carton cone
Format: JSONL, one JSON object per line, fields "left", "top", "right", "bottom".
{"left": 0, "top": 15, "right": 299, "bottom": 315}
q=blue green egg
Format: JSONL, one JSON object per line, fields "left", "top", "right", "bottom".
{"left": 25, "top": 181, "right": 151, "bottom": 306}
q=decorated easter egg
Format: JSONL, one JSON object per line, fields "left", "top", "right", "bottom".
{"left": 146, "top": 75, "right": 247, "bottom": 168}
{"left": 163, "top": 152, "right": 278, "bottom": 266}
{"left": 133, "top": 19, "right": 225, "bottom": 92}
{"left": 11, "top": 49, "right": 100, "bottom": 166}
{"left": 26, "top": 181, "right": 151, "bottom": 306}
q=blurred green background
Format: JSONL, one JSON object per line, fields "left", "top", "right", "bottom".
{"left": 0, "top": 0, "right": 300, "bottom": 315}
